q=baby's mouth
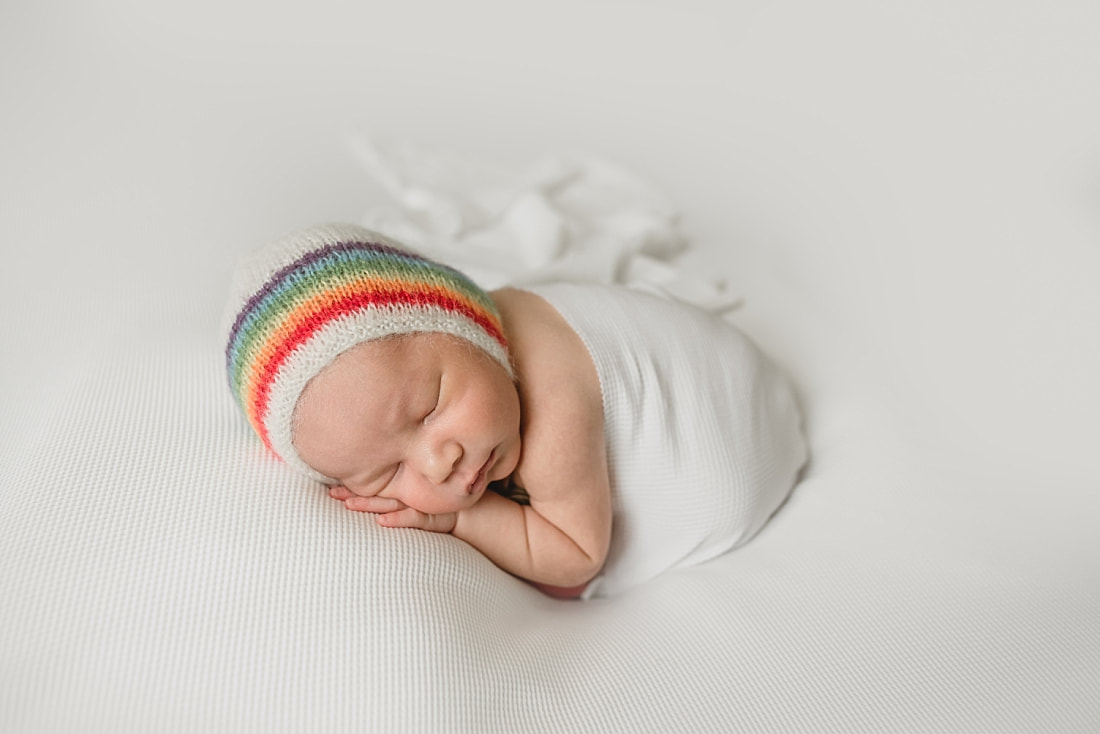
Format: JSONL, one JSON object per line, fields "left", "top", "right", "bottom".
{"left": 467, "top": 451, "right": 494, "bottom": 495}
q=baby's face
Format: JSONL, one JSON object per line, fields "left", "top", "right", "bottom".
{"left": 292, "top": 333, "right": 521, "bottom": 515}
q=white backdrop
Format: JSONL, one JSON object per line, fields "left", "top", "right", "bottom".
{"left": 4, "top": 1, "right": 1097, "bottom": 480}
{"left": 2, "top": 2, "right": 1098, "bottom": 732}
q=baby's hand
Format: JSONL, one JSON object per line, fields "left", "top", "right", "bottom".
{"left": 328, "top": 486, "right": 456, "bottom": 534}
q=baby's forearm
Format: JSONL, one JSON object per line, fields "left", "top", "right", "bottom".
{"left": 452, "top": 491, "right": 602, "bottom": 588}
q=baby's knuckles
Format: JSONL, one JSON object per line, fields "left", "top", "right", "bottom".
{"left": 377, "top": 507, "right": 456, "bottom": 534}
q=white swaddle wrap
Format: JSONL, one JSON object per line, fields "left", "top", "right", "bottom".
{"left": 354, "top": 138, "right": 806, "bottom": 597}
{"left": 521, "top": 282, "right": 807, "bottom": 599}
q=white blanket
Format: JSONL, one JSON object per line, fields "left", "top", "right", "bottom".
{"left": 2, "top": 2, "right": 1098, "bottom": 732}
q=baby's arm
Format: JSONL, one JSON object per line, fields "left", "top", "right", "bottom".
{"left": 452, "top": 381, "right": 611, "bottom": 588}
{"left": 330, "top": 474, "right": 609, "bottom": 588}
{"left": 451, "top": 287, "right": 613, "bottom": 588}
{"left": 452, "top": 486, "right": 606, "bottom": 588}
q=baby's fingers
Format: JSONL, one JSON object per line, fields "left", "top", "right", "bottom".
{"left": 328, "top": 486, "right": 354, "bottom": 501}
{"left": 376, "top": 508, "right": 456, "bottom": 534}
{"left": 328, "top": 487, "right": 405, "bottom": 514}
{"left": 346, "top": 496, "right": 405, "bottom": 514}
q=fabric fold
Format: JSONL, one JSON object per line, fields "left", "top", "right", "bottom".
{"left": 350, "top": 135, "right": 740, "bottom": 312}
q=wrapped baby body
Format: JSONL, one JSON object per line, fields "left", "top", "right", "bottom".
{"left": 521, "top": 283, "right": 807, "bottom": 600}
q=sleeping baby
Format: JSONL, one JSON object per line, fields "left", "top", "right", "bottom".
{"left": 223, "top": 223, "right": 806, "bottom": 599}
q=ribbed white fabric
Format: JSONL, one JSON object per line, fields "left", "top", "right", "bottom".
{"left": 7, "top": 1, "right": 1100, "bottom": 728}
{"left": 520, "top": 283, "right": 807, "bottom": 599}
{"left": 3, "top": 267, "right": 1099, "bottom": 734}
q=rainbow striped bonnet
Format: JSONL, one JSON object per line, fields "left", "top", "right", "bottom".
{"left": 223, "top": 223, "right": 512, "bottom": 482}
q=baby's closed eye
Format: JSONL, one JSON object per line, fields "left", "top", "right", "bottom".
{"left": 421, "top": 377, "right": 443, "bottom": 424}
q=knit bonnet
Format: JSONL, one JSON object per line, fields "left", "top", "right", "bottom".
{"left": 223, "top": 223, "right": 512, "bottom": 483}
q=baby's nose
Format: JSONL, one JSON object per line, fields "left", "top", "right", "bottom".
{"left": 422, "top": 439, "right": 463, "bottom": 485}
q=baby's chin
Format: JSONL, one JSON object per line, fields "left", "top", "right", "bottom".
{"left": 490, "top": 441, "right": 522, "bottom": 483}
{"left": 460, "top": 481, "right": 490, "bottom": 509}
{"left": 414, "top": 490, "right": 484, "bottom": 516}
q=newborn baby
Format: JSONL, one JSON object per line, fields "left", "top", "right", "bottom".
{"left": 224, "top": 223, "right": 806, "bottom": 599}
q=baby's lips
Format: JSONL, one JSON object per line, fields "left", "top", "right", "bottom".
{"left": 464, "top": 451, "right": 495, "bottom": 495}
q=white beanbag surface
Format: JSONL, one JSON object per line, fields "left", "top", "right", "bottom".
{"left": 2, "top": 2, "right": 1098, "bottom": 732}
